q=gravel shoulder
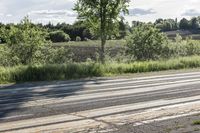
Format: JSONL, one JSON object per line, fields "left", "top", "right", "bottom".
{"left": 111, "top": 113, "right": 200, "bottom": 133}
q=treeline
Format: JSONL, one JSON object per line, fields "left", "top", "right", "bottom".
{"left": 1, "top": 17, "right": 200, "bottom": 44}
{"left": 139, "top": 17, "right": 200, "bottom": 32}
{"left": 0, "top": 17, "right": 130, "bottom": 44}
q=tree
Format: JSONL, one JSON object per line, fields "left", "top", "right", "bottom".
{"left": 190, "top": 17, "right": 199, "bottom": 30}
{"left": 155, "top": 19, "right": 177, "bottom": 31}
{"left": 2, "top": 17, "right": 48, "bottom": 65}
{"left": 74, "top": 0, "right": 130, "bottom": 63}
{"left": 162, "top": 21, "right": 173, "bottom": 31}
{"left": 126, "top": 24, "right": 169, "bottom": 60}
{"left": 49, "top": 30, "right": 71, "bottom": 42}
{"left": 179, "top": 18, "right": 190, "bottom": 30}
{"left": 154, "top": 18, "right": 163, "bottom": 24}
{"left": 118, "top": 17, "right": 130, "bottom": 39}
{"left": 76, "top": 36, "right": 81, "bottom": 41}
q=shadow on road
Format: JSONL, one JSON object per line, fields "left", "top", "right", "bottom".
{"left": 0, "top": 79, "right": 95, "bottom": 121}
{"left": 0, "top": 78, "right": 200, "bottom": 125}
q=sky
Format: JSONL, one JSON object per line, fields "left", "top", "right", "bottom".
{"left": 0, "top": 0, "right": 200, "bottom": 25}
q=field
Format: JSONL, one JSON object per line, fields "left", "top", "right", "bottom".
{"left": 165, "top": 30, "right": 200, "bottom": 40}
{"left": 52, "top": 40, "right": 126, "bottom": 62}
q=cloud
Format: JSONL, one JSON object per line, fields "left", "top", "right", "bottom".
{"left": 182, "top": 9, "right": 200, "bottom": 16}
{"left": 28, "top": 10, "right": 77, "bottom": 17}
{"left": 128, "top": 8, "right": 156, "bottom": 16}
{"left": 6, "top": 14, "right": 12, "bottom": 17}
{"left": 27, "top": 10, "right": 77, "bottom": 24}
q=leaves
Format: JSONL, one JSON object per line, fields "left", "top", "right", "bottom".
{"left": 74, "top": 0, "right": 130, "bottom": 37}
{"left": 126, "top": 24, "right": 169, "bottom": 60}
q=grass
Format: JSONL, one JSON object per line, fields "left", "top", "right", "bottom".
{"left": 1, "top": 56, "right": 200, "bottom": 84}
{"left": 193, "top": 120, "right": 200, "bottom": 125}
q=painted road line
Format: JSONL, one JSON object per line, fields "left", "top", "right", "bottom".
{"left": 1, "top": 71, "right": 200, "bottom": 93}
{"left": 1, "top": 76, "right": 200, "bottom": 103}
{"left": 1, "top": 78, "right": 200, "bottom": 109}
{"left": 1, "top": 100, "right": 200, "bottom": 133}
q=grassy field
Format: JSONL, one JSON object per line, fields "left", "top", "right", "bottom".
{"left": 1, "top": 56, "right": 200, "bottom": 84}
{"left": 165, "top": 30, "right": 200, "bottom": 40}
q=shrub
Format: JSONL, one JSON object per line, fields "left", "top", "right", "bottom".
{"left": 2, "top": 17, "right": 49, "bottom": 65}
{"left": 49, "top": 30, "right": 71, "bottom": 43}
{"left": 0, "top": 45, "right": 22, "bottom": 66}
{"left": 126, "top": 24, "right": 169, "bottom": 60}
{"left": 76, "top": 36, "right": 81, "bottom": 41}
{"left": 166, "top": 35, "right": 200, "bottom": 58}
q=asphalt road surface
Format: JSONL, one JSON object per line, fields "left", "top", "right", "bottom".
{"left": 1, "top": 71, "right": 200, "bottom": 133}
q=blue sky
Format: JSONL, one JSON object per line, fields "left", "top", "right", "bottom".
{"left": 0, "top": 0, "right": 200, "bottom": 24}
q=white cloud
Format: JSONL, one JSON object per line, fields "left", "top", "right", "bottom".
{"left": 28, "top": 10, "right": 77, "bottom": 17}
{"left": 182, "top": 9, "right": 200, "bottom": 16}
{"left": 6, "top": 14, "right": 12, "bottom": 17}
{"left": 128, "top": 8, "right": 156, "bottom": 16}
{"left": 0, "top": 0, "right": 200, "bottom": 24}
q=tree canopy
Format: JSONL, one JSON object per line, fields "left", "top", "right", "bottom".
{"left": 74, "top": 0, "right": 130, "bottom": 62}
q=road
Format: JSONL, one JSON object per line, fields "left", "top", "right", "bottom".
{"left": 0, "top": 71, "right": 200, "bottom": 133}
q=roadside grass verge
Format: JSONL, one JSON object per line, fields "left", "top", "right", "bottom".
{"left": 1, "top": 56, "right": 200, "bottom": 84}
{"left": 193, "top": 120, "right": 200, "bottom": 125}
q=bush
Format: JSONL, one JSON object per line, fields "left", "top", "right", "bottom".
{"left": 49, "top": 30, "right": 71, "bottom": 43}
{"left": 166, "top": 35, "right": 200, "bottom": 58}
{"left": 0, "top": 18, "right": 73, "bottom": 67}
{"left": 1, "top": 17, "right": 49, "bottom": 65}
{"left": 76, "top": 36, "right": 81, "bottom": 41}
{"left": 126, "top": 24, "right": 169, "bottom": 60}
{"left": 27, "top": 45, "right": 73, "bottom": 65}
{"left": 0, "top": 45, "right": 22, "bottom": 66}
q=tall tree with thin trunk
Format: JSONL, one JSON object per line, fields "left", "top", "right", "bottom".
{"left": 74, "top": 0, "right": 130, "bottom": 63}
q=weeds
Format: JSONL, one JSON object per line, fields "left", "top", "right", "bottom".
{"left": 193, "top": 120, "right": 200, "bottom": 125}
{"left": 1, "top": 56, "right": 200, "bottom": 83}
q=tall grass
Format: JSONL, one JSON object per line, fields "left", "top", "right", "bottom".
{"left": 1, "top": 56, "right": 200, "bottom": 84}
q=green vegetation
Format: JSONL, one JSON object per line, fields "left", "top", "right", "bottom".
{"left": 75, "top": 36, "right": 81, "bottom": 42}
{"left": 74, "top": 0, "right": 130, "bottom": 62}
{"left": 49, "top": 30, "right": 71, "bottom": 43}
{"left": 53, "top": 40, "right": 126, "bottom": 47}
{"left": 154, "top": 17, "right": 200, "bottom": 31}
{"left": 193, "top": 120, "right": 200, "bottom": 125}
{"left": 126, "top": 24, "right": 169, "bottom": 60}
{"left": 1, "top": 56, "right": 200, "bottom": 83}
{"left": 1, "top": 12, "right": 200, "bottom": 84}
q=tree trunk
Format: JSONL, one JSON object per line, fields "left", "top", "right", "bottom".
{"left": 100, "top": 0, "right": 106, "bottom": 64}
{"left": 100, "top": 35, "right": 106, "bottom": 63}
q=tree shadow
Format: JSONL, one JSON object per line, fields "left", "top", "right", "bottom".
{"left": 0, "top": 79, "right": 97, "bottom": 122}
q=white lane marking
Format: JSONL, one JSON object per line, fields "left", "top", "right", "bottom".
{"left": 0, "top": 114, "right": 34, "bottom": 120}
{"left": 29, "top": 74, "right": 200, "bottom": 90}
{"left": 51, "top": 86, "right": 200, "bottom": 107}
{"left": 1, "top": 78, "right": 200, "bottom": 108}
{"left": 133, "top": 111, "right": 200, "bottom": 126}
{"left": 2, "top": 84, "right": 200, "bottom": 111}
{"left": 1, "top": 76, "right": 200, "bottom": 103}
{"left": 0, "top": 99, "right": 200, "bottom": 133}
{"left": 20, "top": 79, "right": 200, "bottom": 107}
{"left": 1, "top": 71, "right": 200, "bottom": 93}
{"left": 73, "top": 96, "right": 200, "bottom": 118}
{"left": 0, "top": 114, "right": 82, "bottom": 131}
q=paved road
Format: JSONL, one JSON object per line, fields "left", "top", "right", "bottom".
{"left": 1, "top": 72, "right": 200, "bottom": 132}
